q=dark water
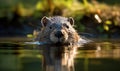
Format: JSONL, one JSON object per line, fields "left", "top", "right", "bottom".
{"left": 0, "top": 38, "right": 120, "bottom": 71}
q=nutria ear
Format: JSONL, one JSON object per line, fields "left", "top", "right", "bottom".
{"left": 41, "top": 16, "right": 51, "bottom": 27}
{"left": 68, "top": 17, "right": 74, "bottom": 26}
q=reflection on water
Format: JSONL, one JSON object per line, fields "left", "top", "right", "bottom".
{"left": 0, "top": 38, "right": 120, "bottom": 71}
{"left": 78, "top": 41, "right": 120, "bottom": 58}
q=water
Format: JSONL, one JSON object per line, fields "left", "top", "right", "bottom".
{"left": 0, "top": 38, "right": 120, "bottom": 71}
{"left": 75, "top": 40, "right": 120, "bottom": 71}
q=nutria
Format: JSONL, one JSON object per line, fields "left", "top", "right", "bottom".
{"left": 35, "top": 16, "right": 80, "bottom": 45}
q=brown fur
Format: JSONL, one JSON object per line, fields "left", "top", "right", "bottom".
{"left": 35, "top": 16, "right": 80, "bottom": 45}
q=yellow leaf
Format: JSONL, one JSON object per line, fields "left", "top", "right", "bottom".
{"left": 105, "top": 20, "right": 112, "bottom": 25}
{"left": 27, "top": 34, "right": 33, "bottom": 38}
{"left": 104, "top": 25, "right": 109, "bottom": 31}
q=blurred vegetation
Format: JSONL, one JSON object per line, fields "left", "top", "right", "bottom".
{"left": 0, "top": 0, "right": 120, "bottom": 38}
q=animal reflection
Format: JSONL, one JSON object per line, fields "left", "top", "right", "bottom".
{"left": 38, "top": 44, "right": 78, "bottom": 71}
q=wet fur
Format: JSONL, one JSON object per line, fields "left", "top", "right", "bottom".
{"left": 35, "top": 16, "right": 80, "bottom": 45}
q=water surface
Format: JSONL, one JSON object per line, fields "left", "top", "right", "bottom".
{"left": 0, "top": 38, "right": 120, "bottom": 71}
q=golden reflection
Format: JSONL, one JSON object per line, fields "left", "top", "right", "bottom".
{"left": 37, "top": 44, "right": 78, "bottom": 71}
{"left": 78, "top": 42, "right": 120, "bottom": 58}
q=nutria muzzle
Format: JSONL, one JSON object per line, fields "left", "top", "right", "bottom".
{"left": 54, "top": 31, "right": 64, "bottom": 38}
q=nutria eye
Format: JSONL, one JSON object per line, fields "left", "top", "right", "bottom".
{"left": 49, "top": 26, "right": 52, "bottom": 29}
{"left": 63, "top": 24, "right": 69, "bottom": 29}
{"left": 66, "top": 25, "right": 69, "bottom": 28}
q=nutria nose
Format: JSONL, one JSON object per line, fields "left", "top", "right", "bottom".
{"left": 55, "top": 31, "right": 63, "bottom": 38}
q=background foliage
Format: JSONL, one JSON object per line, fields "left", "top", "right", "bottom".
{"left": 0, "top": 0, "right": 120, "bottom": 38}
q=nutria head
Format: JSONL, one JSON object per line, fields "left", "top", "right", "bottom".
{"left": 41, "top": 16, "right": 79, "bottom": 44}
